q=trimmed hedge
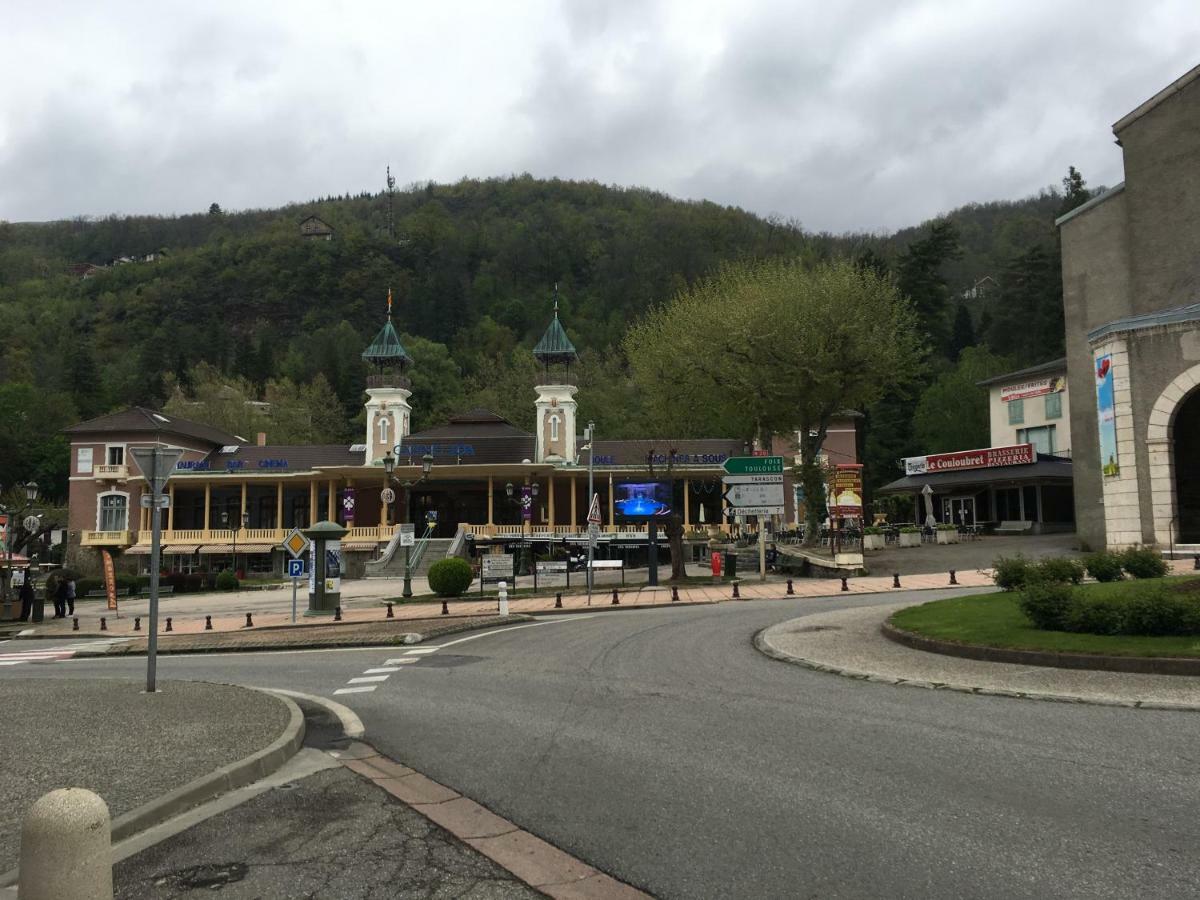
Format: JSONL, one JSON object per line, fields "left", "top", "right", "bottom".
{"left": 1083, "top": 551, "right": 1124, "bottom": 583}
{"left": 1121, "top": 547, "right": 1169, "bottom": 580}
{"left": 215, "top": 570, "right": 239, "bottom": 591}
{"left": 1021, "top": 580, "right": 1200, "bottom": 637}
{"left": 1033, "top": 557, "right": 1085, "bottom": 585}
{"left": 429, "top": 558, "right": 473, "bottom": 597}
{"left": 1018, "top": 580, "right": 1074, "bottom": 630}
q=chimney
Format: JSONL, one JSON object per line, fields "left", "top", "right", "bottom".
{"left": 256, "top": 432, "right": 267, "bottom": 447}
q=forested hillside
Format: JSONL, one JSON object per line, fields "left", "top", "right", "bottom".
{"left": 0, "top": 171, "right": 1091, "bottom": 500}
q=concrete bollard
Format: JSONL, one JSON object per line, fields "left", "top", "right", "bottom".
{"left": 334, "top": 606, "right": 342, "bottom": 622}
{"left": 72, "top": 617, "right": 79, "bottom": 631}
{"left": 840, "top": 577, "right": 849, "bottom": 592}
{"left": 19, "top": 787, "right": 113, "bottom": 900}
{"left": 892, "top": 573, "right": 901, "bottom": 589}
{"left": 731, "top": 582, "right": 740, "bottom": 599}
{"left": 555, "top": 592, "right": 563, "bottom": 609}
{"left": 133, "top": 617, "right": 141, "bottom": 632}
{"left": 99, "top": 617, "right": 106, "bottom": 632}
{"left": 386, "top": 602, "right": 394, "bottom": 619}
{"left": 786, "top": 579, "right": 794, "bottom": 596}
{"left": 949, "top": 569, "right": 958, "bottom": 585}
{"left": 441, "top": 600, "right": 449, "bottom": 616}
{"left": 671, "top": 586, "right": 679, "bottom": 602}
{"left": 611, "top": 588, "right": 620, "bottom": 605}
{"left": 498, "top": 581, "right": 509, "bottom": 616}
{"left": 244, "top": 613, "right": 253, "bottom": 628}
{"left": 205, "top": 615, "right": 212, "bottom": 630}
{"left": 164, "top": 617, "right": 173, "bottom": 632}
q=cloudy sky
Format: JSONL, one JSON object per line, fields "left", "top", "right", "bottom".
{"left": 2, "top": 1, "right": 1197, "bottom": 232}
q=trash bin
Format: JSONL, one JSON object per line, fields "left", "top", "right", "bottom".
{"left": 723, "top": 551, "right": 737, "bottom": 579}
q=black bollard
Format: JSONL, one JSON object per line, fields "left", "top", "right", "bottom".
{"left": 243, "top": 613, "right": 252, "bottom": 628}
{"left": 72, "top": 617, "right": 79, "bottom": 632}
{"left": 99, "top": 617, "right": 106, "bottom": 632}
{"left": 786, "top": 579, "right": 794, "bottom": 596}
{"left": 949, "top": 569, "right": 958, "bottom": 585}
{"left": 334, "top": 606, "right": 342, "bottom": 622}
{"left": 892, "top": 573, "right": 901, "bottom": 589}
{"left": 134, "top": 617, "right": 141, "bottom": 632}
{"left": 671, "top": 586, "right": 679, "bottom": 602}
{"left": 205, "top": 615, "right": 213, "bottom": 630}
{"left": 841, "top": 576, "right": 849, "bottom": 592}
{"left": 555, "top": 592, "right": 563, "bottom": 609}
{"left": 732, "top": 582, "right": 740, "bottom": 599}
{"left": 611, "top": 588, "right": 620, "bottom": 605}
{"left": 441, "top": 600, "right": 449, "bottom": 616}
{"left": 165, "top": 617, "right": 173, "bottom": 632}
{"left": 1194, "top": 554, "right": 1199, "bottom": 571}
{"left": 386, "top": 602, "right": 394, "bottom": 619}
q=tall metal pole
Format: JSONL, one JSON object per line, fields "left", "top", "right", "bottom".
{"left": 586, "top": 422, "right": 595, "bottom": 606}
{"left": 147, "top": 450, "right": 163, "bottom": 693}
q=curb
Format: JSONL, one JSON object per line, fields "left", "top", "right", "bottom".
{"left": 752, "top": 623, "right": 1200, "bottom": 712}
{"left": 0, "top": 687, "right": 306, "bottom": 888}
{"left": 881, "top": 621, "right": 1200, "bottom": 677}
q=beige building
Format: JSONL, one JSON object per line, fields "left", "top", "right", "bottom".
{"left": 979, "top": 358, "right": 1070, "bottom": 457}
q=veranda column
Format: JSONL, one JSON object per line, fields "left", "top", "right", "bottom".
{"left": 167, "top": 483, "right": 175, "bottom": 532}
{"left": 548, "top": 476, "right": 556, "bottom": 529}
{"left": 240, "top": 480, "right": 248, "bottom": 525}
{"left": 684, "top": 478, "right": 690, "bottom": 526}
{"left": 309, "top": 481, "right": 317, "bottom": 527}
{"left": 487, "top": 476, "right": 494, "bottom": 527}
{"left": 570, "top": 477, "right": 577, "bottom": 528}
{"left": 275, "top": 481, "right": 283, "bottom": 531}
{"left": 203, "top": 482, "right": 212, "bottom": 532}
{"left": 327, "top": 479, "right": 336, "bottom": 522}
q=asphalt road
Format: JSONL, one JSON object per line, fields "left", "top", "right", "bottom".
{"left": 8, "top": 591, "right": 1200, "bottom": 899}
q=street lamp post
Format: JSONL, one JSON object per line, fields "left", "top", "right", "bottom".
{"left": 221, "top": 510, "right": 247, "bottom": 576}
{"left": 504, "top": 480, "right": 540, "bottom": 585}
{"left": 382, "top": 450, "right": 433, "bottom": 599}
{"left": 584, "top": 423, "right": 595, "bottom": 605}
{"left": 2, "top": 481, "right": 40, "bottom": 620}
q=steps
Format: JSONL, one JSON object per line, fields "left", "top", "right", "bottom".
{"left": 363, "top": 538, "right": 456, "bottom": 578}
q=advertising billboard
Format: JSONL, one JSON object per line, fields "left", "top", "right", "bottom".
{"left": 1095, "top": 354, "right": 1120, "bottom": 476}
{"left": 613, "top": 482, "right": 672, "bottom": 519}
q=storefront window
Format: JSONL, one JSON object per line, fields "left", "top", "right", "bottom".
{"left": 1008, "top": 399, "right": 1024, "bottom": 425}
{"left": 99, "top": 494, "right": 128, "bottom": 531}
{"left": 1044, "top": 392, "right": 1062, "bottom": 420}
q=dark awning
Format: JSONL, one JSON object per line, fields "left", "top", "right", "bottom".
{"left": 877, "top": 455, "right": 1073, "bottom": 495}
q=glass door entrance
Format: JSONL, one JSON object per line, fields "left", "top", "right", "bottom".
{"left": 942, "top": 496, "right": 975, "bottom": 527}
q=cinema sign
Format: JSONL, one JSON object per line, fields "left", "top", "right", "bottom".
{"left": 905, "top": 443, "right": 1035, "bottom": 476}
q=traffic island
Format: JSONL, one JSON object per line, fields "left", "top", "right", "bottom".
{"left": 0, "top": 679, "right": 302, "bottom": 882}
{"left": 756, "top": 598, "right": 1200, "bottom": 709}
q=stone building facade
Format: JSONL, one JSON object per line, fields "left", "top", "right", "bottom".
{"left": 1059, "top": 63, "right": 1200, "bottom": 551}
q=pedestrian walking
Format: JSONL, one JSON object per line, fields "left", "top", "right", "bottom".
{"left": 18, "top": 576, "right": 33, "bottom": 622}
{"left": 65, "top": 575, "right": 76, "bottom": 616}
{"left": 51, "top": 574, "right": 66, "bottom": 618}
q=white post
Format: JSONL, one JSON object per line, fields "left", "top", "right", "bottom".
{"left": 759, "top": 521, "right": 766, "bottom": 581}
{"left": 498, "top": 580, "right": 509, "bottom": 616}
{"left": 20, "top": 788, "right": 113, "bottom": 900}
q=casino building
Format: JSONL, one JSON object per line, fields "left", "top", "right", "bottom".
{"left": 65, "top": 303, "right": 855, "bottom": 576}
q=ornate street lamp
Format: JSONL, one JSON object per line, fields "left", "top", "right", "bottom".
{"left": 382, "top": 449, "right": 435, "bottom": 597}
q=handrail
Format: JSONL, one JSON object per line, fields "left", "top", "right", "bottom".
{"left": 447, "top": 524, "right": 468, "bottom": 558}
{"left": 374, "top": 526, "right": 405, "bottom": 566}
{"left": 407, "top": 523, "right": 437, "bottom": 575}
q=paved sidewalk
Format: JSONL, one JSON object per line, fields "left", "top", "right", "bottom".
{"left": 758, "top": 600, "right": 1200, "bottom": 708}
{"left": 0, "top": 679, "right": 292, "bottom": 873}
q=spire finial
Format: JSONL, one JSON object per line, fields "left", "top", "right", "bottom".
{"left": 553, "top": 283, "right": 559, "bottom": 318}
{"left": 386, "top": 286, "right": 393, "bottom": 318}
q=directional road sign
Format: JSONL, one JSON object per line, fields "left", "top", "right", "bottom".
{"left": 725, "top": 505, "right": 784, "bottom": 518}
{"left": 724, "top": 483, "right": 787, "bottom": 508}
{"left": 283, "top": 527, "right": 309, "bottom": 559}
{"left": 723, "top": 455, "right": 784, "bottom": 475}
{"left": 721, "top": 473, "right": 784, "bottom": 485}
{"left": 286, "top": 557, "right": 307, "bottom": 578}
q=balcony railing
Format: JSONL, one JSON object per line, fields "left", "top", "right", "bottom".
{"left": 82, "top": 530, "right": 132, "bottom": 547}
{"left": 94, "top": 464, "right": 128, "bottom": 480}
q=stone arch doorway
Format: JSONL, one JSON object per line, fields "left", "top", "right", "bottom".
{"left": 1174, "top": 389, "right": 1200, "bottom": 542}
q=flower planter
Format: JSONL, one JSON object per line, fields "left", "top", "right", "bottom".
{"left": 863, "top": 534, "right": 886, "bottom": 551}
{"left": 936, "top": 530, "right": 958, "bottom": 545}
{"left": 898, "top": 532, "right": 920, "bottom": 548}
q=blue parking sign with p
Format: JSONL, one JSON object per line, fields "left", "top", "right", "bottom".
{"left": 286, "top": 558, "right": 306, "bottom": 579}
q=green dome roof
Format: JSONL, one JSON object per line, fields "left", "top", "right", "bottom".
{"left": 362, "top": 318, "right": 412, "bottom": 366}
{"left": 533, "top": 306, "right": 577, "bottom": 364}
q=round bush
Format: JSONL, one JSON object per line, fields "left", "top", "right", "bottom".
{"left": 1121, "top": 547, "right": 1169, "bottom": 580}
{"left": 1031, "top": 557, "right": 1085, "bottom": 585}
{"left": 992, "top": 556, "right": 1030, "bottom": 591}
{"left": 1018, "top": 580, "right": 1074, "bottom": 630}
{"left": 428, "top": 558, "right": 473, "bottom": 597}
{"left": 215, "top": 570, "right": 239, "bottom": 591}
{"left": 1084, "top": 551, "right": 1124, "bottom": 583}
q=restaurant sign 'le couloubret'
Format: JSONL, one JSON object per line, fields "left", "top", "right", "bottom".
{"left": 904, "top": 443, "right": 1035, "bottom": 476}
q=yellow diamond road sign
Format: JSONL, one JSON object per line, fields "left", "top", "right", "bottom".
{"left": 283, "top": 528, "right": 309, "bottom": 559}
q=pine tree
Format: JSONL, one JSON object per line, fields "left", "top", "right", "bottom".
{"left": 1058, "top": 167, "right": 1092, "bottom": 217}
{"left": 949, "top": 302, "right": 975, "bottom": 361}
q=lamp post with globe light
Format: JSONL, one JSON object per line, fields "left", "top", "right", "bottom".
{"left": 381, "top": 449, "right": 433, "bottom": 598}
{"left": 2, "top": 481, "right": 39, "bottom": 619}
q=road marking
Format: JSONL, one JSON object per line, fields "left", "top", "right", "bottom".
{"left": 383, "top": 658, "right": 420, "bottom": 665}
{"left": 333, "top": 686, "right": 377, "bottom": 695}
{"left": 363, "top": 667, "right": 400, "bottom": 674}
{"left": 347, "top": 675, "right": 389, "bottom": 684}
{"left": 403, "top": 648, "right": 439, "bottom": 655}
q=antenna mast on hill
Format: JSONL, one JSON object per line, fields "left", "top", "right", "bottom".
{"left": 386, "top": 165, "right": 397, "bottom": 241}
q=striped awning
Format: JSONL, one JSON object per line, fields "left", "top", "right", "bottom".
{"left": 341, "top": 541, "right": 380, "bottom": 551}
{"left": 129, "top": 544, "right": 200, "bottom": 556}
{"left": 198, "top": 545, "right": 234, "bottom": 554}
{"left": 125, "top": 545, "right": 151, "bottom": 556}
{"left": 238, "top": 544, "right": 277, "bottom": 554}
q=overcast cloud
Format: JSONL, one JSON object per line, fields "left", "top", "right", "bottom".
{"left": 2, "top": 0, "right": 1197, "bottom": 232}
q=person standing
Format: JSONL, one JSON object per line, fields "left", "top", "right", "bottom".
{"left": 18, "top": 575, "right": 33, "bottom": 622}
{"left": 65, "top": 575, "right": 76, "bottom": 617}
{"left": 51, "top": 574, "right": 66, "bottom": 618}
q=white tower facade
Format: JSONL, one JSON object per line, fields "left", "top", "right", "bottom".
{"left": 364, "top": 387, "right": 412, "bottom": 466}
{"left": 534, "top": 384, "right": 577, "bottom": 463}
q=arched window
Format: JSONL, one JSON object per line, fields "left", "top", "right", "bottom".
{"left": 549, "top": 414, "right": 560, "bottom": 442}
{"left": 377, "top": 414, "right": 391, "bottom": 445}
{"left": 98, "top": 493, "right": 129, "bottom": 532}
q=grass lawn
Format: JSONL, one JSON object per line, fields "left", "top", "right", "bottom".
{"left": 890, "top": 578, "right": 1200, "bottom": 658}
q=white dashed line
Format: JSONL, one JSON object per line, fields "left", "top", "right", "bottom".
{"left": 363, "top": 667, "right": 400, "bottom": 674}
{"left": 403, "top": 648, "right": 439, "bottom": 655}
{"left": 347, "top": 675, "right": 390, "bottom": 684}
{"left": 333, "top": 686, "right": 377, "bottom": 695}
{"left": 383, "top": 658, "right": 419, "bottom": 665}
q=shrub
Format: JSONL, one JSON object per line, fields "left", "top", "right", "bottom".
{"left": 1084, "top": 551, "right": 1124, "bottom": 583}
{"left": 935, "top": 523, "right": 956, "bottom": 531}
{"left": 1121, "top": 547, "right": 1169, "bottom": 580}
{"left": 215, "top": 570, "right": 239, "bottom": 591}
{"left": 864, "top": 526, "right": 883, "bottom": 535}
{"left": 1018, "top": 580, "right": 1074, "bottom": 630}
{"left": 1063, "top": 595, "right": 1126, "bottom": 635}
{"left": 1122, "top": 588, "right": 1191, "bottom": 635}
{"left": 1032, "top": 557, "right": 1085, "bottom": 585}
{"left": 899, "top": 526, "right": 920, "bottom": 534}
{"left": 428, "top": 558, "right": 473, "bottom": 597}
{"left": 992, "top": 556, "right": 1031, "bottom": 591}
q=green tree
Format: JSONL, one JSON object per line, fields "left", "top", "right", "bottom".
{"left": 985, "top": 243, "right": 1064, "bottom": 364}
{"left": 913, "top": 346, "right": 1014, "bottom": 453}
{"left": 1058, "top": 166, "right": 1092, "bottom": 217}
{"left": 626, "top": 257, "right": 923, "bottom": 547}
{"left": 949, "top": 301, "right": 975, "bottom": 360}
{"left": 895, "top": 220, "right": 962, "bottom": 357}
